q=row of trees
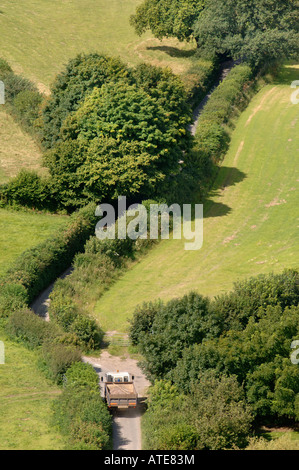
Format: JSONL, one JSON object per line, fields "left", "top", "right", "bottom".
{"left": 130, "top": 270, "right": 299, "bottom": 449}
{"left": 131, "top": 0, "right": 299, "bottom": 66}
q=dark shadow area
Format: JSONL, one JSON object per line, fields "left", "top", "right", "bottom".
{"left": 202, "top": 166, "right": 247, "bottom": 219}
{"left": 272, "top": 65, "right": 299, "bottom": 85}
{"left": 146, "top": 45, "right": 197, "bottom": 59}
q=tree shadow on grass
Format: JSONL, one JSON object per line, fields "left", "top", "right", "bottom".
{"left": 203, "top": 166, "right": 247, "bottom": 219}
{"left": 272, "top": 65, "right": 299, "bottom": 85}
{"left": 146, "top": 45, "right": 197, "bottom": 59}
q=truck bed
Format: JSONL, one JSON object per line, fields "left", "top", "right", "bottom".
{"left": 106, "top": 383, "right": 137, "bottom": 399}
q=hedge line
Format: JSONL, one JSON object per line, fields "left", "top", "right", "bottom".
{"left": 0, "top": 202, "right": 98, "bottom": 311}
{"left": 194, "top": 63, "right": 254, "bottom": 167}
{"left": 0, "top": 58, "right": 43, "bottom": 137}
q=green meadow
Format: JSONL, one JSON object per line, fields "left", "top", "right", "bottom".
{"left": 0, "top": 328, "right": 64, "bottom": 450}
{"left": 0, "top": 209, "right": 68, "bottom": 276}
{"left": 0, "top": 0, "right": 201, "bottom": 91}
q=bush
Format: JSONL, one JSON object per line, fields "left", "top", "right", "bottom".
{"left": 6, "top": 309, "right": 60, "bottom": 349}
{"left": 40, "top": 342, "right": 81, "bottom": 384}
{"left": 69, "top": 315, "right": 103, "bottom": 351}
{"left": 52, "top": 374, "right": 112, "bottom": 449}
{"left": 1, "top": 72, "right": 36, "bottom": 103}
{"left": 129, "top": 292, "right": 212, "bottom": 380}
{"left": 41, "top": 53, "right": 129, "bottom": 149}
{"left": 0, "top": 283, "right": 28, "bottom": 318}
{"left": 13, "top": 89, "right": 43, "bottom": 129}
{"left": 64, "top": 362, "right": 100, "bottom": 392}
{"left": 0, "top": 170, "right": 55, "bottom": 211}
{"left": 210, "top": 269, "right": 299, "bottom": 332}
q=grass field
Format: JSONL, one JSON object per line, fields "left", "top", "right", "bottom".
{"left": 0, "top": 110, "right": 46, "bottom": 184}
{"left": 0, "top": 328, "right": 64, "bottom": 450}
{"left": 0, "top": 0, "right": 204, "bottom": 91}
{"left": 0, "top": 209, "right": 68, "bottom": 276}
{"left": 94, "top": 65, "right": 299, "bottom": 332}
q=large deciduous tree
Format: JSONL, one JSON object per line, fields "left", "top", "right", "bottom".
{"left": 193, "top": 0, "right": 299, "bottom": 66}
{"left": 130, "top": 0, "right": 205, "bottom": 42}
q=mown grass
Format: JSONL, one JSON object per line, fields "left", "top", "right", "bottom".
{"left": 93, "top": 64, "right": 299, "bottom": 332}
{"left": 0, "top": 109, "right": 46, "bottom": 184}
{"left": 0, "top": 209, "right": 68, "bottom": 276}
{"left": 0, "top": 327, "right": 64, "bottom": 449}
{"left": 0, "top": 0, "right": 207, "bottom": 91}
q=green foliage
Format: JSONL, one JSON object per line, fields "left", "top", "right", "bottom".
{"left": 1, "top": 202, "right": 97, "bottom": 305}
{"left": 129, "top": 292, "right": 212, "bottom": 380}
{"left": 142, "top": 375, "right": 252, "bottom": 450}
{"left": 189, "top": 371, "right": 252, "bottom": 450}
{"left": 193, "top": 0, "right": 299, "bottom": 67}
{"left": 40, "top": 342, "right": 81, "bottom": 384}
{"left": 172, "top": 304, "right": 299, "bottom": 420}
{"left": 130, "top": 0, "right": 205, "bottom": 42}
{"left": 0, "top": 170, "right": 55, "bottom": 211}
{"left": 1, "top": 72, "right": 36, "bottom": 103}
{"left": 194, "top": 64, "right": 252, "bottom": 165}
{"left": 0, "top": 57, "right": 13, "bottom": 76}
{"left": 13, "top": 90, "right": 42, "bottom": 129}
{"left": 64, "top": 362, "right": 99, "bottom": 392}
{"left": 211, "top": 269, "right": 299, "bottom": 332}
{"left": 52, "top": 366, "right": 112, "bottom": 450}
{"left": 0, "top": 283, "right": 28, "bottom": 318}
{"left": 5, "top": 308, "right": 60, "bottom": 349}
{"left": 45, "top": 73, "right": 191, "bottom": 207}
{"left": 41, "top": 53, "right": 129, "bottom": 149}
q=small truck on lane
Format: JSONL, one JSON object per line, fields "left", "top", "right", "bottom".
{"left": 101, "top": 371, "right": 138, "bottom": 409}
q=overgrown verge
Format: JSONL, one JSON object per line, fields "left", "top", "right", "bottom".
{"left": 131, "top": 269, "right": 299, "bottom": 450}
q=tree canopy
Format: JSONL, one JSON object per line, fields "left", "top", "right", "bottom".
{"left": 131, "top": 0, "right": 299, "bottom": 66}
{"left": 193, "top": 0, "right": 299, "bottom": 66}
{"left": 130, "top": 0, "right": 205, "bottom": 42}
{"left": 43, "top": 60, "right": 192, "bottom": 209}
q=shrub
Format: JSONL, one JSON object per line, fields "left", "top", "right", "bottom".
{"left": 6, "top": 309, "right": 60, "bottom": 348}
{"left": 52, "top": 385, "right": 112, "bottom": 449}
{"left": 1, "top": 72, "right": 36, "bottom": 103}
{"left": 130, "top": 292, "right": 212, "bottom": 380}
{"left": 0, "top": 170, "right": 55, "bottom": 211}
{"left": 13, "top": 90, "right": 43, "bottom": 129}
{"left": 40, "top": 342, "right": 81, "bottom": 384}
{"left": 41, "top": 53, "right": 129, "bottom": 149}
{"left": 210, "top": 269, "right": 299, "bottom": 332}
{"left": 64, "top": 362, "right": 99, "bottom": 392}
{"left": 69, "top": 315, "right": 103, "bottom": 351}
{"left": 194, "top": 64, "right": 253, "bottom": 165}
{"left": 0, "top": 283, "right": 28, "bottom": 318}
